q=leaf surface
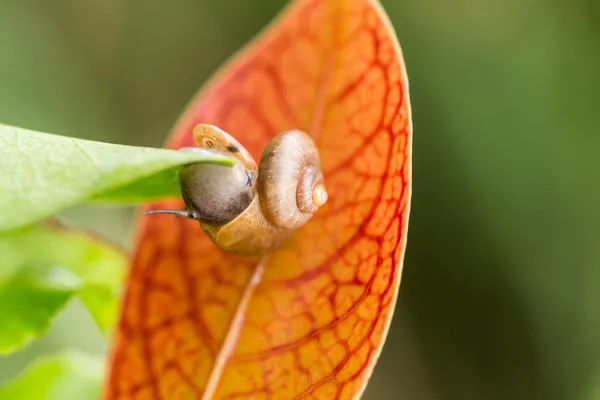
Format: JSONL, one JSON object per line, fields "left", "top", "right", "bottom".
{"left": 106, "top": 0, "right": 412, "bottom": 398}
{"left": 0, "top": 223, "right": 128, "bottom": 338}
{"left": 0, "top": 269, "right": 80, "bottom": 355}
{"left": 0, "top": 124, "right": 235, "bottom": 232}
{"left": 0, "top": 351, "right": 103, "bottom": 400}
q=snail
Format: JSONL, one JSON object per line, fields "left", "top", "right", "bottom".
{"left": 144, "top": 124, "right": 328, "bottom": 257}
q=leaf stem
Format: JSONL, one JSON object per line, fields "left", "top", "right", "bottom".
{"left": 201, "top": 258, "right": 266, "bottom": 400}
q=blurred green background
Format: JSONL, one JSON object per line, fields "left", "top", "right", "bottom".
{"left": 1, "top": 0, "right": 599, "bottom": 399}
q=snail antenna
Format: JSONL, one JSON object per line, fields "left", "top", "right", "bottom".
{"left": 143, "top": 209, "right": 197, "bottom": 219}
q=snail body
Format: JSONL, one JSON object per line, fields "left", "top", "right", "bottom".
{"left": 146, "top": 124, "right": 328, "bottom": 256}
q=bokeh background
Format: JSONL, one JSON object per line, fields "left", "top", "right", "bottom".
{"left": 1, "top": 0, "right": 599, "bottom": 399}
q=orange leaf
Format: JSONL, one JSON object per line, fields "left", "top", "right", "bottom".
{"left": 105, "top": 0, "right": 411, "bottom": 398}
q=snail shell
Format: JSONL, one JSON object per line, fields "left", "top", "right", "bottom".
{"left": 148, "top": 124, "right": 328, "bottom": 257}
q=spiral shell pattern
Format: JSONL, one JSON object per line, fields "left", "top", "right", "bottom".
{"left": 258, "top": 130, "right": 327, "bottom": 230}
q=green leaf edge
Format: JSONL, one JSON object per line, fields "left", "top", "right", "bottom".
{"left": 0, "top": 268, "right": 82, "bottom": 356}
{"left": 0, "top": 123, "right": 235, "bottom": 233}
{"left": 0, "top": 350, "right": 104, "bottom": 400}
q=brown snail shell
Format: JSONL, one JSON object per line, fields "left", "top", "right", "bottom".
{"left": 145, "top": 124, "right": 328, "bottom": 257}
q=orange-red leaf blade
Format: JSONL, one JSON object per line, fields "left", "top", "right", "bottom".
{"left": 105, "top": 0, "right": 411, "bottom": 398}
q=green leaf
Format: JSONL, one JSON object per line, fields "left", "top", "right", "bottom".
{"left": 0, "top": 268, "right": 81, "bottom": 355}
{"left": 0, "top": 351, "right": 103, "bottom": 400}
{"left": 78, "top": 284, "right": 120, "bottom": 334}
{"left": 0, "top": 123, "right": 235, "bottom": 233}
{"left": 0, "top": 223, "right": 127, "bottom": 343}
{"left": 92, "top": 167, "right": 182, "bottom": 202}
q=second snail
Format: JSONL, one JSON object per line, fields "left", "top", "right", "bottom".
{"left": 145, "top": 124, "right": 328, "bottom": 257}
